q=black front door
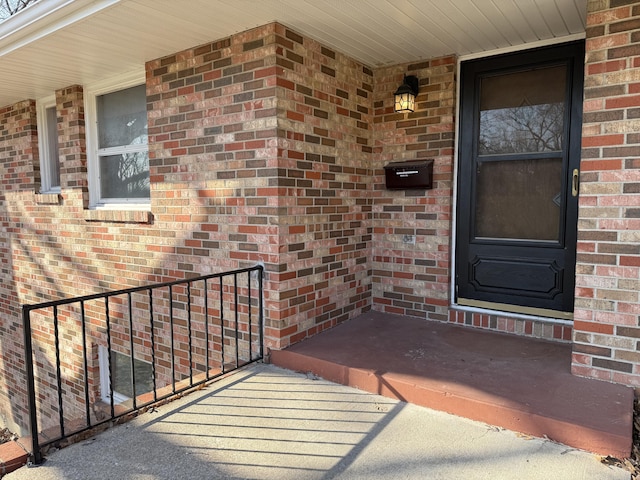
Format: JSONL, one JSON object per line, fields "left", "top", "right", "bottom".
{"left": 456, "top": 41, "right": 584, "bottom": 316}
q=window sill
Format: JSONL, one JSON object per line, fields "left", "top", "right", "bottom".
{"left": 34, "top": 193, "right": 62, "bottom": 205}
{"left": 84, "top": 209, "right": 152, "bottom": 224}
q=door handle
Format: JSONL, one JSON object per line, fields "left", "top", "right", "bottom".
{"left": 572, "top": 169, "right": 579, "bottom": 197}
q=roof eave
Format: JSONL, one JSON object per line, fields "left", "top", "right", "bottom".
{"left": 0, "top": 0, "right": 120, "bottom": 57}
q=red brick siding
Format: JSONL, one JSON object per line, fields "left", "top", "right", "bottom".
{"left": 448, "top": 309, "right": 573, "bottom": 341}
{"left": 573, "top": 0, "right": 640, "bottom": 385}
{"left": 372, "top": 58, "right": 456, "bottom": 322}
{"left": 135, "top": 26, "right": 282, "bottom": 391}
{"left": 56, "top": 85, "right": 87, "bottom": 200}
{"left": 145, "top": 26, "right": 279, "bottom": 279}
{"left": 266, "top": 24, "right": 373, "bottom": 348}
{"left": 147, "top": 23, "right": 375, "bottom": 350}
{"left": 0, "top": 100, "right": 38, "bottom": 434}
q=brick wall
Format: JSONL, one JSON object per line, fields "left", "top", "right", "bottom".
{"left": 57, "top": 85, "right": 87, "bottom": 200}
{"left": 0, "top": 26, "right": 282, "bottom": 435}
{"left": 573, "top": 0, "right": 640, "bottom": 385}
{"left": 0, "top": 100, "right": 38, "bottom": 434}
{"left": 145, "top": 25, "right": 280, "bottom": 284}
{"left": 146, "top": 23, "right": 374, "bottom": 349}
{"left": 371, "top": 59, "right": 455, "bottom": 322}
{"left": 268, "top": 24, "right": 373, "bottom": 348}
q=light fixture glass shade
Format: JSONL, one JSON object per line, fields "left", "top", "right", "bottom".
{"left": 394, "top": 89, "right": 415, "bottom": 112}
{"left": 393, "top": 75, "right": 419, "bottom": 113}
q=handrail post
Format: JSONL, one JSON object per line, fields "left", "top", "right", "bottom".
{"left": 22, "top": 305, "right": 42, "bottom": 464}
{"left": 258, "top": 265, "right": 264, "bottom": 359}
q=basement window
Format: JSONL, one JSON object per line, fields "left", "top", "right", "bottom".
{"left": 99, "top": 346, "right": 154, "bottom": 404}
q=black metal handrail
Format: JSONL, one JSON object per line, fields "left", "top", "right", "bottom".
{"left": 23, "top": 265, "right": 264, "bottom": 464}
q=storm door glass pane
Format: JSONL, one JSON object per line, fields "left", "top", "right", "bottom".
{"left": 475, "top": 158, "right": 562, "bottom": 241}
{"left": 479, "top": 65, "right": 566, "bottom": 155}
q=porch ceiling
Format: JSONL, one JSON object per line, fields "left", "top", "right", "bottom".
{"left": 0, "top": 0, "right": 587, "bottom": 108}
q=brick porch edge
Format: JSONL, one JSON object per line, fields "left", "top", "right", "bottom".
{"left": 0, "top": 438, "right": 29, "bottom": 475}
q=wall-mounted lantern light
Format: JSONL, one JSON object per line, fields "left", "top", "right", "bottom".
{"left": 394, "top": 75, "right": 419, "bottom": 113}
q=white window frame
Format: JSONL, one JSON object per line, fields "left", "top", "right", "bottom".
{"left": 36, "top": 95, "right": 61, "bottom": 194}
{"left": 85, "top": 71, "right": 150, "bottom": 210}
{"left": 98, "top": 345, "right": 154, "bottom": 404}
{"left": 98, "top": 346, "right": 130, "bottom": 404}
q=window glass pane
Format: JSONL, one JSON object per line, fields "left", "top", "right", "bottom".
{"left": 97, "top": 84, "right": 147, "bottom": 149}
{"left": 475, "top": 158, "right": 562, "bottom": 241}
{"left": 479, "top": 66, "right": 566, "bottom": 155}
{"left": 45, "top": 106, "right": 60, "bottom": 188}
{"left": 111, "top": 350, "right": 153, "bottom": 399}
{"left": 99, "top": 152, "right": 150, "bottom": 199}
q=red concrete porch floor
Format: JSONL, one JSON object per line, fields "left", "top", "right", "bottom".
{"left": 271, "top": 311, "right": 634, "bottom": 459}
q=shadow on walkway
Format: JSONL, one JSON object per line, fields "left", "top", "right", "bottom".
{"left": 5, "top": 364, "right": 629, "bottom": 480}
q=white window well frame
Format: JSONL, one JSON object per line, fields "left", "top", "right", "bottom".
{"left": 99, "top": 345, "right": 129, "bottom": 404}
{"left": 85, "top": 71, "right": 150, "bottom": 210}
{"left": 98, "top": 345, "right": 154, "bottom": 404}
{"left": 36, "top": 95, "right": 61, "bottom": 194}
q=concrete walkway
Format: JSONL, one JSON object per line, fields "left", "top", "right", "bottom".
{"left": 5, "top": 364, "right": 630, "bottom": 480}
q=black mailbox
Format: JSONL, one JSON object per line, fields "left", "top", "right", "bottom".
{"left": 384, "top": 159, "right": 433, "bottom": 190}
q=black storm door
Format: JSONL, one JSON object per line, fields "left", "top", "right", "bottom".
{"left": 456, "top": 41, "right": 584, "bottom": 316}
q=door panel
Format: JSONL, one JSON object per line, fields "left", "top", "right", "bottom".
{"left": 469, "top": 252, "right": 564, "bottom": 297}
{"left": 456, "top": 42, "right": 584, "bottom": 315}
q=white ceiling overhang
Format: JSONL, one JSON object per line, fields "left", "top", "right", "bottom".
{"left": 0, "top": 0, "right": 587, "bottom": 107}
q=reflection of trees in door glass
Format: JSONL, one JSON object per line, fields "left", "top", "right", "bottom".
{"left": 479, "top": 102, "right": 564, "bottom": 155}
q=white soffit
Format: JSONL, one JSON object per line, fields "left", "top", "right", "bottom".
{"left": 0, "top": 0, "right": 587, "bottom": 107}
